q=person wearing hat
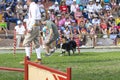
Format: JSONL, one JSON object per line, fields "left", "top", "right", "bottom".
{"left": 94, "top": 0, "right": 102, "bottom": 13}
{"left": 22, "top": 0, "right": 42, "bottom": 64}
{"left": 51, "top": 1, "right": 60, "bottom": 15}
{"left": 14, "top": 20, "right": 25, "bottom": 47}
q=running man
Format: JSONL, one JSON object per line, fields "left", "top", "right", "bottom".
{"left": 40, "top": 20, "right": 59, "bottom": 56}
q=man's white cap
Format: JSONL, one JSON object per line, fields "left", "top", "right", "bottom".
{"left": 84, "top": 8, "right": 87, "bottom": 11}
{"left": 17, "top": 20, "right": 22, "bottom": 25}
{"left": 23, "top": 19, "right": 28, "bottom": 22}
{"left": 109, "top": 15, "right": 113, "bottom": 18}
{"left": 73, "top": 0, "right": 76, "bottom": 2}
{"left": 89, "top": 0, "right": 93, "bottom": 2}
{"left": 55, "top": 2, "right": 58, "bottom": 4}
{"left": 49, "top": 6, "right": 53, "bottom": 10}
{"left": 96, "top": 0, "right": 100, "bottom": 2}
{"left": 6, "top": 7, "right": 10, "bottom": 10}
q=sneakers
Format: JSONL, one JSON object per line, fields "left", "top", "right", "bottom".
{"left": 34, "top": 59, "right": 42, "bottom": 64}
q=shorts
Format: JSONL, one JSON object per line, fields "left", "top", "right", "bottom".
{"left": 46, "top": 35, "right": 59, "bottom": 46}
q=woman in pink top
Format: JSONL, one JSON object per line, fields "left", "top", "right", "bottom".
{"left": 74, "top": 8, "right": 82, "bottom": 20}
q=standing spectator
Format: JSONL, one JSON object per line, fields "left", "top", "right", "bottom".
{"left": 22, "top": 0, "right": 42, "bottom": 64}
{"left": 14, "top": 20, "right": 25, "bottom": 47}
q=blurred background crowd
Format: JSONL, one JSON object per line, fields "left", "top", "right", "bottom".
{"left": 0, "top": 0, "right": 120, "bottom": 47}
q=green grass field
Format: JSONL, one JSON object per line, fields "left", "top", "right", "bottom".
{"left": 0, "top": 51, "right": 120, "bottom": 80}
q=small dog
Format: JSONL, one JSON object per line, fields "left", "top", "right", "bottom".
{"left": 57, "top": 40, "right": 77, "bottom": 56}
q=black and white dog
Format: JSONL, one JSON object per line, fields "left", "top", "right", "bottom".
{"left": 56, "top": 40, "right": 77, "bottom": 56}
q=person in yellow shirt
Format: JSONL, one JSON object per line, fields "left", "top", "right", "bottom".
{"left": 115, "top": 15, "right": 120, "bottom": 26}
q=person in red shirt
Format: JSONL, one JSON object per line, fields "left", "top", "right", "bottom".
{"left": 59, "top": 1, "right": 68, "bottom": 14}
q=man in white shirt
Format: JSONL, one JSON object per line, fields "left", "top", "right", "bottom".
{"left": 51, "top": 2, "right": 60, "bottom": 14}
{"left": 70, "top": 0, "right": 79, "bottom": 13}
{"left": 93, "top": 0, "right": 102, "bottom": 13}
{"left": 14, "top": 20, "right": 25, "bottom": 47}
{"left": 22, "top": 0, "right": 42, "bottom": 64}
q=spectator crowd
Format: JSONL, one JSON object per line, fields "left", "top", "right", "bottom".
{"left": 0, "top": 0, "right": 120, "bottom": 47}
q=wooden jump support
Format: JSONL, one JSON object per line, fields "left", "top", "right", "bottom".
{"left": 0, "top": 67, "right": 24, "bottom": 72}
{"left": 0, "top": 57, "right": 72, "bottom": 80}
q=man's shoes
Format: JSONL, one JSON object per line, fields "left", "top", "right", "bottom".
{"left": 34, "top": 59, "right": 42, "bottom": 64}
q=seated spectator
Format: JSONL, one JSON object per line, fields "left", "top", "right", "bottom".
{"left": 14, "top": 20, "right": 25, "bottom": 47}
{"left": 103, "top": 3, "right": 112, "bottom": 11}
{"left": 70, "top": 20, "right": 80, "bottom": 34}
{"left": 77, "top": 15, "right": 85, "bottom": 26}
{"left": 111, "top": 0, "right": 118, "bottom": 12}
{"left": 74, "top": 8, "right": 82, "bottom": 21}
{"left": 72, "top": 28, "right": 80, "bottom": 52}
{"left": 86, "top": 0, "right": 95, "bottom": 18}
{"left": 70, "top": 0, "right": 79, "bottom": 14}
{"left": 49, "top": 9, "right": 55, "bottom": 21}
{"left": 109, "top": 26, "right": 118, "bottom": 40}
{"left": 94, "top": 0, "right": 102, "bottom": 14}
{"left": 51, "top": 2, "right": 60, "bottom": 15}
{"left": 115, "top": 15, "right": 120, "bottom": 26}
{"left": 64, "top": 17, "right": 71, "bottom": 27}
{"left": 80, "top": 27, "right": 87, "bottom": 46}
{"left": 38, "top": 1, "right": 45, "bottom": 14}
{"left": 117, "top": 27, "right": 120, "bottom": 38}
{"left": 82, "top": 8, "right": 89, "bottom": 19}
{"left": 22, "top": 4, "right": 28, "bottom": 19}
{"left": 0, "top": 12, "right": 7, "bottom": 31}
{"left": 4, "top": 7, "right": 19, "bottom": 29}
{"left": 85, "top": 19, "right": 92, "bottom": 31}
{"left": 59, "top": 1, "right": 68, "bottom": 14}
{"left": 107, "top": 15, "right": 115, "bottom": 33}
{"left": 63, "top": 27, "right": 71, "bottom": 40}
{"left": 16, "top": 1, "right": 23, "bottom": 20}
{"left": 58, "top": 14, "right": 66, "bottom": 31}
{"left": 65, "top": 0, "right": 73, "bottom": 13}
{"left": 0, "top": 0, "right": 6, "bottom": 11}
{"left": 92, "top": 14, "right": 100, "bottom": 30}
{"left": 100, "top": 18, "right": 108, "bottom": 38}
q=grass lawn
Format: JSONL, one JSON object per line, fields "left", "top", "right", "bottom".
{"left": 0, "top": 51, "right": 120, "bottom": 80}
